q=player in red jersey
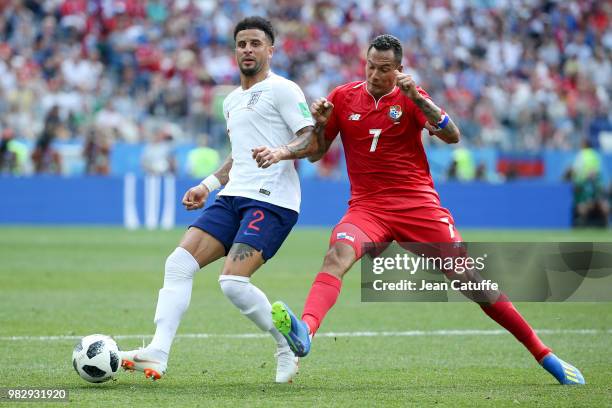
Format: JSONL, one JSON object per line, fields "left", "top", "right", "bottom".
{"left": 253, "top": 34, "right": 584, "bottom": 385}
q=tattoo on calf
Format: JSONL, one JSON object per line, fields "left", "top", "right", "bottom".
{"left": 230, "top": 243, "right": 258, "bottom": 262}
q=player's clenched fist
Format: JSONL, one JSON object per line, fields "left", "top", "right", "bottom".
{"left": 182, "top": 184, "right": 210, "bottom": 210}
{"left": 252, "top": 145, "right": 287, "bottom": 168}
{"left": 310, "top": 97, "right": 334, "bottom": 126}
{"left": 395, "top": 70, "right": 420, "bottom": 100}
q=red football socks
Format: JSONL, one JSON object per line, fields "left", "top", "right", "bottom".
{"left": 301, "top": 272, "right": 343, "bottom": 335}
{"left": 301, "top": 273, "right": 550, "bottom": 361}
{"left": 480, "top": 294, "right": 551, "bottom": 361}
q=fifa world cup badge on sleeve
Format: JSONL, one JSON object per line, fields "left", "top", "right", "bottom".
{"left": 388, "top": 105, "right": 402, "bottom": 122}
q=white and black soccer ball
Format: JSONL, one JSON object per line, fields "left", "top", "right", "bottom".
{"left": 72, "top": 334, "right": 120, "bottom": 383}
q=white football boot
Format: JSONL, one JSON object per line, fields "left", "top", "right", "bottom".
{"left": 120, "top": 348, "right": 167, "bottom": 380}
{"left": 275, "top": 345, "right": 299, "bottom": 383}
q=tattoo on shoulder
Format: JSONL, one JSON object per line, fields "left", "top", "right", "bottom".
{"left": 229, "top": 243, "right": 259, "bottom": 262}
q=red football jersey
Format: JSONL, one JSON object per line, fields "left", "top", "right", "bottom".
{"left": 325, "top": 81, "right": 441, "bottom": 210}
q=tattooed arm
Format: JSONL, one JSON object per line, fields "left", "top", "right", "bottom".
{"left": 251, "top": 125, "right": 319, "bottom": 168}
{"left": 395, "top": 70, "right": 460, "bottom": 144}
{"left": 307, "top": 126, "right": 334, "bottom": 163}
{"left": 252, "top": 98, "right": 335, "bottom": 168}
{"left": 277, "top": 121, "right": 331, "bottom": 160}
{"left": 411, "top": 95, "right": 461, "bottom": 144}
{"left": 212, "top": 154, "right": 233, "bottom": 186}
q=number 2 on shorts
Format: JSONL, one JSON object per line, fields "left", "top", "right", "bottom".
{"left": 248, "top": 210, "right": 265, "bottom": 231}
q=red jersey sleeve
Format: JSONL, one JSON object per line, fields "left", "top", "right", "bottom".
{"left": 324, "top": 86, "right": 342, "bottom": 141}
{"left": 411, "top": 87, "right": 432, "bottom": 130}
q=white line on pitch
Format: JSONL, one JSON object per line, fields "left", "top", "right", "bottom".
{"left": 0, "top": 329, "right": 609, "bottom": 342}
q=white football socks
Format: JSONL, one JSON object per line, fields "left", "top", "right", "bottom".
{"left": 149, "top": 247, "right": 200, "bottom": 356}
{"left": 219, "top": 275, "right": 288, "bottom": 348}
{"left": 147, "top": 249, "right": 288, "bottom": 360}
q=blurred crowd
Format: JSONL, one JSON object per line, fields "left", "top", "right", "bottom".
{"left": 0, "top": 0, "right": 611, "bottom": 177}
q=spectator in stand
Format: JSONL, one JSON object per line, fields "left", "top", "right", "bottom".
{"left": 31, "top": 134, "right": 61, "bottom": 174}
{"left": 186, "top": 134, "right": 220, "bottom": 179}
{"left": 0, "top": 0, "right": 610, "bottom": 156}
{"left": 447, "top": 147, "right": 475, "bottom": 182}
{"left": 573, "top": 173, "right": 609, "bottom": 227}
{"left": 41, "top": 105, "right": 68, "bottom": 141}
{"left": 141, "top": 129, "right": 176, "bottom": 176}
{"left": 0, "top": 127, "right": 17, "bottom": 173}
{"left": 569, "top": 139, "right": 608, "bottom": 227}
{"left": 572, "top": 139, "right": 602, "bottom": 183}
{"left": 1, "top": 126, "right": 28, "bottom": 174}
{"left": 83, "top": 128, "right": 111, "bottom": 175}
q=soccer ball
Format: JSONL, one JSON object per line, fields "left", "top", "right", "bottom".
{"left": 72, "top": 334, "right": 120, "bottom": 383}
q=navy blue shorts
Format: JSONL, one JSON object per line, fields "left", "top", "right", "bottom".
{"left": 189, "top": 195, "right": 299, "bottom": 261}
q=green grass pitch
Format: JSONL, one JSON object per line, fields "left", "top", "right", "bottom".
{"left": 1, "top": 227, "right": 611, "bottom": 407}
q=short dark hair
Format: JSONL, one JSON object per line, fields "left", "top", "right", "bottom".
{"left": 233, "top": 16, "right": 275, "bottom": 45}
{"left": 367, "top": 34, "right": 403, "bottom": 64}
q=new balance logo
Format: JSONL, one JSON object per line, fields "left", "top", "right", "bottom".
{"left": 348, "top": 113, "right": 361, "bottom": 121}
{"left": 336, "top": 232, "right": 355, "bottom": 242}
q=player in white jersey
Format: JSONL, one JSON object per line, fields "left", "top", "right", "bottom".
{"left": 120, "top": 16, "right": 328, "bottom": 383}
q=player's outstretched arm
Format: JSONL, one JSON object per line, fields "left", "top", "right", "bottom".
{"left": 182, "top": 154, "right": 233, "bottom": 210}
{"left": 395, "top": 70, "right": 460, "bottom": 144}
{"left": 251, "top": 126, "right": 317, "bottom": 168}
{"left": 307, "top": 136, "right": 333, "bottom": 163}
{"left": 252, "top": 98, "right": 334, "bottom": 168}
{"left": 307, "top": 98, "right": 335, "bottom": 162}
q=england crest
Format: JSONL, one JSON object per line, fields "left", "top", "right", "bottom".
{"left": 247, "top": 91, "right": 262, "bottom": 108}
{"left": 389, "top": 105, "right": 402, "bottom": 121}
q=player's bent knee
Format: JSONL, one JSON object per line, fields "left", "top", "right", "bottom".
{"left": 322, "top": 244, "right": 356, "bottom": 278}
{"left": 220, "top": 261, "right": 261, "bottom": 278}
{"left": 218, "top": 276, "right": 246, "bottom": 302}
{"left": 218, "top": 275, "right": 260, "bottom": 317}
{"left": 220, "top": 243, "right": 264, "bottom": 277}
{"left": 220, "top": 266, "right": 254, "bottom": 277}
{"left": 164, "top": 247, "right": 200, "bottom": 282}
{"left": 179, "top": 227, "right": 225, "bottom": 267}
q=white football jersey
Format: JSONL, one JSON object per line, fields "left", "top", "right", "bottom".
{"left": 218, "top": 72, "right": 313, "bottom": 212}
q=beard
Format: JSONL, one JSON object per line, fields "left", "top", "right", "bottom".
{"left": 239, "top": 59, "right": 262, "bottom": 77}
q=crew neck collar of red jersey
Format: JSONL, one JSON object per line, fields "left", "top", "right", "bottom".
{"left": 355, "top": 81, "right": 399, "bottom": 109}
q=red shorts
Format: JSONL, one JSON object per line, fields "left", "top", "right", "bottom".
{"left": 329, "top": 204, "right": 462, "bottom": 259}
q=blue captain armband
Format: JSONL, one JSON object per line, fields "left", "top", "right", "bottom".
{"left": 434, "top": 111, "right": 450, "bottom": 131}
